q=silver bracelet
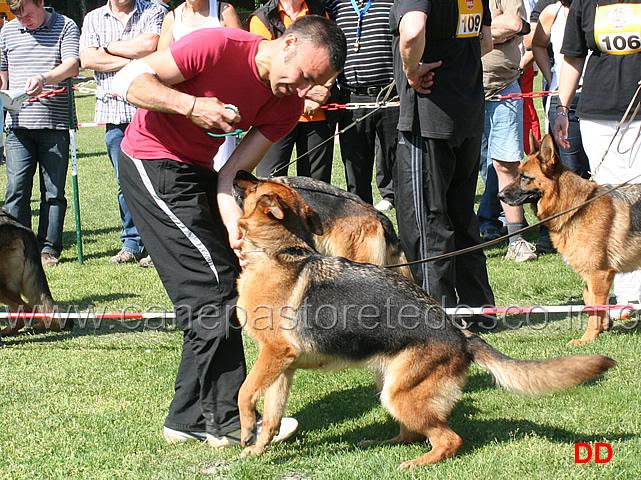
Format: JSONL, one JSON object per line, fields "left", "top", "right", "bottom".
{"left": 556, "top": 111, "right": 568, "bottom": 117}
{"left": 39, "top": 73, "right": 46, "bottom": 86}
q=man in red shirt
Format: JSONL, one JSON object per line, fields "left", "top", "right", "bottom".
{"left": 113, "top": 16, "right": 345, "bottom": 447}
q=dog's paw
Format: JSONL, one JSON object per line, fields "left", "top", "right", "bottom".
{"left": 397, "top": 460, "right": 419, "bottom": 470}
{"left": 240, "top": 428, "right": 256, "bottom": 447}
{"left": 357, "top": 439, "right": 380, "bottom": 448}
{"left": 240, "top": 444, "right": 265, "bottom": 457}
{"left": 567, "top": 338, "right": 588, "bottom": 346}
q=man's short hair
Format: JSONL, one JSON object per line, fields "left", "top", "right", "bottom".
{"left": 8, "top": 0, "right": 43, "bottom": 15}
{"left": 285, "top": 16, "right": 347, "bottom": 74}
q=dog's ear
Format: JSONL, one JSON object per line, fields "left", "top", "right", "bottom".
{"left": 258, "top": 194, "right": 285, "bottom": 220}
{"left": 303, "top": 205, "right": 323, "bottom": 236}
{"left": 538, "top": 134, "right": 561, "bottom": 177}
{"left": 529, "top": 131, "right": 541, "bottom": 154}
{"left": 235, "top": 170, "right": 258, "bottom": 182}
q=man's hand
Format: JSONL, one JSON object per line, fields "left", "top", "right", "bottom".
{"left": 24, "top": 74, "right": 45, "bottom": 96}
{"left": 303, "top": 99, "right": 322, "bottom": 115}
{"left": 188, "top": 98, "right": 241, "bottom": 133}
{"left": 404, "top": 60, "right": 442, "bottom": 94}
{"left": 305, "top": 84, "right": 331, "bottom": 105}
{"left": 217, "top": 191, "right": 246, "bottom": 265}
{"left": 552, "top": 114, "right": 570, "bottom": 149}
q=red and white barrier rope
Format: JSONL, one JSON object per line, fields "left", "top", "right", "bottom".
{"left": 0, "top": 304, "right": 639, "bottom": 320}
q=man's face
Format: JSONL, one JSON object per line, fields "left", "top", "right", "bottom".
{"left": 270, "top": 35, "right": 337, "bottom": 99}
{"left": 14, "top": 0, "right": 46, "bottom": 30}
{"left": 110, "top": 0, "right": 136, "bottom": 11}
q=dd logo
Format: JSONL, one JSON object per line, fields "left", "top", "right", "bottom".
{"left": 574, "top": 442, "right": 612, "bottom": 464}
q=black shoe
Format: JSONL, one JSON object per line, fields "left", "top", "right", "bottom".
{"left": 535, "top": 238, "right": 556, "bottom": 254}
{"left": 481, "top": 229, "right": 502, "bottom": 242}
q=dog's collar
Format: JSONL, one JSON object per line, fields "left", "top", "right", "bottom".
{"left": 239, "top": 230, "right": 265, "bottom": 255}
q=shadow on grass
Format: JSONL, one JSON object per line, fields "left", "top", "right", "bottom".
{"left": 276, "top": 385, "right": 634, "bottom": 462}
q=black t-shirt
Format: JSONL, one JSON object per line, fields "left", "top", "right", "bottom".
{"left": 530, "top": 0, "right": 556, "bottom": 23}
{"left": 562, "top": 0, "right": 641, "bottom": 120}
{"left": 390, "top": 0, "right": 491, "bottom": 139}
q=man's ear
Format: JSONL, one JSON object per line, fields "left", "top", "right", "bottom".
{"left": 282, "top": 33, "right": 297, "bottom": 53}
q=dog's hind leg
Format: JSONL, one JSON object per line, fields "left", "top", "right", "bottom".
{"left": 378, "top": 346, "right": 468, "bottom": 468}
{"left": 571, "top": 270, "right": 615, "bottom": 345}
{"left": 238, "top": 341, "right": 297, "bottom": 456}
{"left": 0, "top": 289, "right": 30, "bottom": 336}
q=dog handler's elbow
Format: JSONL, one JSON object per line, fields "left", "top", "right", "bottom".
{"left": 111, "top": 60, "right": 157, "bottom": 103}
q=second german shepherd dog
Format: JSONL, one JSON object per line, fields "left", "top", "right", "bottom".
{"left": 232, "top": 171, "right": 615, "bottom": 468}
{"left": 0, "top": 209, "right": 65, "bottom": 336}
{"left": 499, "top": 134, "right": 641, "bottom": 345}
{"left": 270, "top": 175, "right": 413, "bottom": 279}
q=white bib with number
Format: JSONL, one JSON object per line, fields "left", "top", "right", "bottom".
{"left": 594, "top": 3, "right": 641, "bottom": 55}
{"left": 457, "top": 0, "right": 483, "bottom": 38}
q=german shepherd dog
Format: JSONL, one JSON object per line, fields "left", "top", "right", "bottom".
{"left": 0, "top": 209, "right": 64, "bottom": 336}
{"left": 232, "top": 170, "right": 615, "bottom": 468}
{"left": 270, "top": 175, "right": 413, "bottom": 280}
{"left": 499, "top": 134, "right": 641, "bottom": 345}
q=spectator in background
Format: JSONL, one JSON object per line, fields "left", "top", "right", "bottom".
{"left": 531, "top": 0, "right": 588, "bottom": 254}
{"left": 325, "top": 0, "right": 397, "bottom": 210}
{"left": 1, "top": 0, "right": 80, "bottom": 267}
{"left": 79, "top": 0, "right": 165, "bottom": 265}
{"left": 478, "top": 0, "right": 537, "bottom": 262}
{"left": 0, "top": 11, "right": 7, "bottom": 166}
{"left": 520, "top": 0, "right": 541, "bottom": 155}
{"left": 250, "top": 0, "right": 335, "bottom": 183}
{"left": 390, "top": 0, "right": 496, "bottom": 325}
{"left": 528, "top": 0, "right": 556, "bottom": 103}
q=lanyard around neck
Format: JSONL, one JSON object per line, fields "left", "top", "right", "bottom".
{"left": 350, "top": 0, "right": 373, "bottom": 51}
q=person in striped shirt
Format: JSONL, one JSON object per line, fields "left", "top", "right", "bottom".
{"left": 79, "top": 0, "right": 165, "bottom": 265}
{"left": 0, "top": 0, "right": 80, "bottom": 267}
{"left": 325, "top": 0, "right": 398, "bottom": 210}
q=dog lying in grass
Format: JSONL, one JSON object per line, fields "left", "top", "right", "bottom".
{"left": 232, "top": 170, "right": 615, "bottom": 468}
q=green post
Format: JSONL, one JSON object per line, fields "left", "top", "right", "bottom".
{"left": 67, "top": 78, "right": 83, "bottom": 265}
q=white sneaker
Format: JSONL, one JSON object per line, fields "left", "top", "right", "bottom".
{"left": 505, "top": 238, "right": 537, "bottom": 262}
{"left": 374, "top": 199, "right": 393, "bottom": 211}
{"left": 206, "top": 417, "right": 298, "bottom": 448}
{"left": 609, "top": 300, "right": 639, "bottom": 320}
{"left": 163, "top": 427, "right": 207, "bottom": 444}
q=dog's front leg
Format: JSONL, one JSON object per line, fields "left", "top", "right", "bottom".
{"left": 571, "top": 271, "right": 615, "bottom": 345}
{"left": 243, "top": 368, "right": 295, "bottom": 457}
{"left": 238, "top": 342, "right": 297, "bottom": 456}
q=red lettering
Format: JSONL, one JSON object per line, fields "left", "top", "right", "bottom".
{"left": 595, "top": 443, "right": 613, "bottom": 463}
{"left": 575, "top": 443, "right": 592, "bottom": 463}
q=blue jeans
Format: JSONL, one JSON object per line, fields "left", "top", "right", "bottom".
{"left": 4, "top": 128, "right": 69, "bottom": 256}
{"left": 105, "top": 123, "right": 144, "bottom": 255}
{"left": 478, "top": 81, "right": 523, "bottom": 234}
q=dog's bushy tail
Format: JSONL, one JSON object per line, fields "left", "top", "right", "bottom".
{"left": 464, "top": 331, "right": 615, "bottom": 395}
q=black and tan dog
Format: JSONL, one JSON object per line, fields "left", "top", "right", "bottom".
{"left": 232, "top": 170, "right": 615, "bottom": 468}
{"left": 0, "top": 209, "right": 65, "bottom": 336}
{"left": 265, "top": 175, "right": 412, "bottom": 279}
{"left": 499, "top": 133, "right": 641, "bottom": 345}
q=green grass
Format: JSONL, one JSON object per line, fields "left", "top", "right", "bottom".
{"left": 0, "top": 84, "right": 639, "bottom": 479}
